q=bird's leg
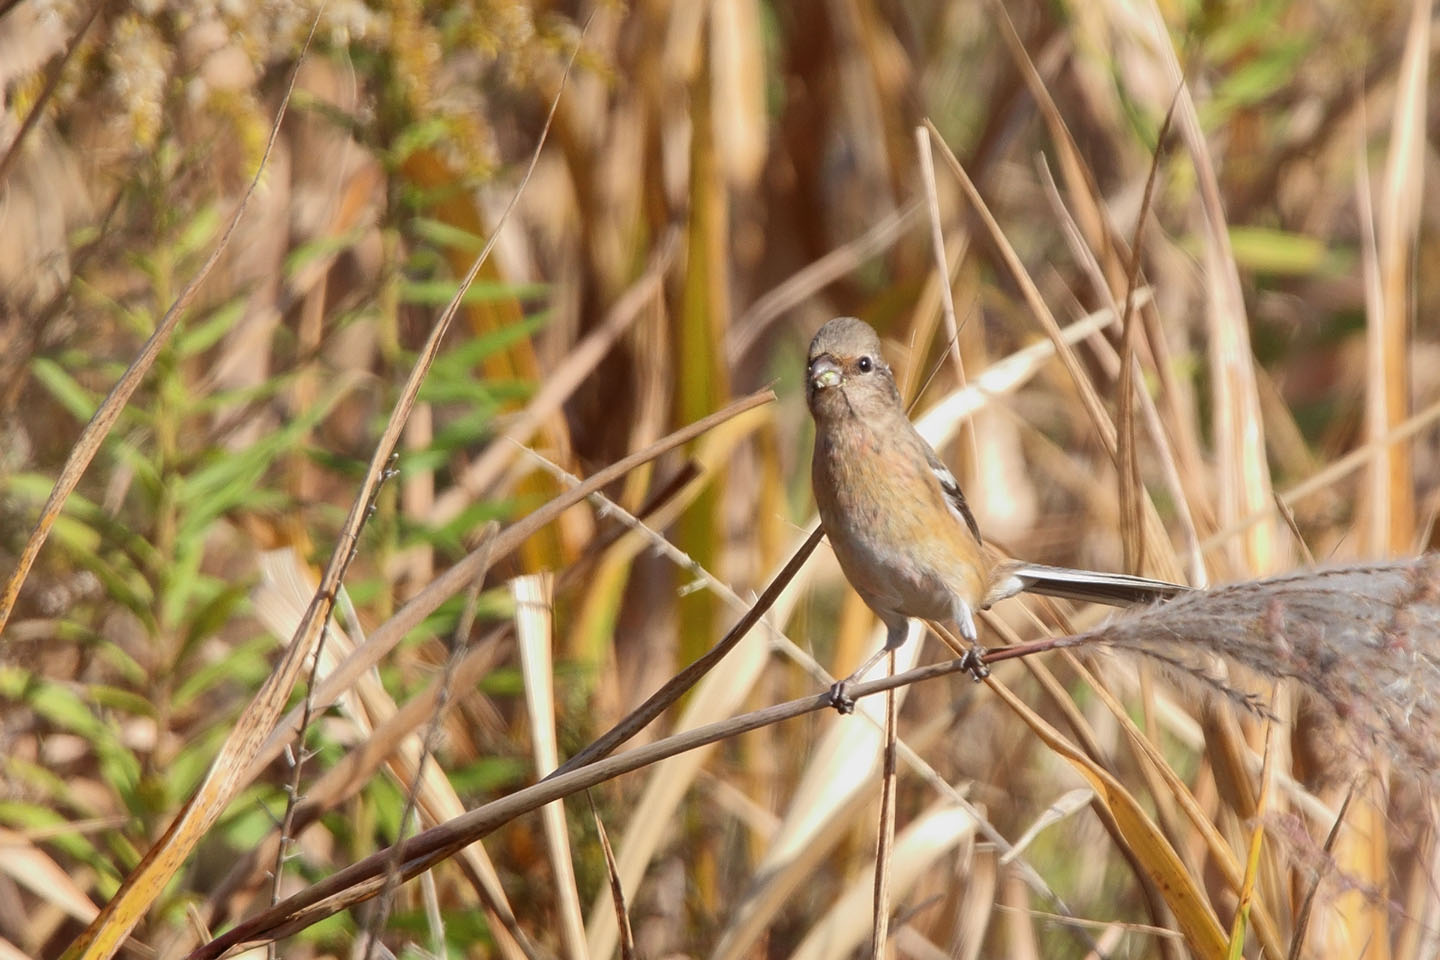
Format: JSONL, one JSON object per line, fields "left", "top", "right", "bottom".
{"left": 829, "top": 618, "right": 907, "bottom": 714}
{"left": 954, "top": 599, "right": 989, "bottom": 682}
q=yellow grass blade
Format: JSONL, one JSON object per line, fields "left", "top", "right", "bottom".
{"left": 987, "top": 676, "right": 1227, "bottom": 960}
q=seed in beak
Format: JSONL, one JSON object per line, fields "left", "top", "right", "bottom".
{"left": 810, "top": 358, "right": 842, "bottom": 389}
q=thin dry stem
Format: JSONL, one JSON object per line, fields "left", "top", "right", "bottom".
{"left": 871, "top": 652, "right": 899, "bottom": 959}
{"left": 588, "top": 793, "right": 635, "bottom": 960}
{"left": 185, "top": 655, "right": 988, "bottom": 959}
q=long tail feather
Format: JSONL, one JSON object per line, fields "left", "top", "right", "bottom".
{"left": 986, "top": 562, "right": 1188, "bottom": 608}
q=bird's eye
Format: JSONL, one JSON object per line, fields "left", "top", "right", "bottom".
{"left": 857, "top": 356, "right": 874, "bottom": 373}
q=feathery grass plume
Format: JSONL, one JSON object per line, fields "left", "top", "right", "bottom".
{"left": 1084, "top": 556, "right": 1440, "bottom": 777}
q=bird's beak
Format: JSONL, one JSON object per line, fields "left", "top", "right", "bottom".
{"left": 810, "top": 356, "right": 842, "bottom": 390}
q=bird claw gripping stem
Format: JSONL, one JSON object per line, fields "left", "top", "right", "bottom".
{"left": 961, "top": 644, "right": 989, "bottom": 682}
{"left": 828, "top": 680, "right": 857, "bottom": 715}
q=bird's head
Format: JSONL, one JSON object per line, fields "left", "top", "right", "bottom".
{"left": 805, "top": 317, "right": 902, "bottom": 421}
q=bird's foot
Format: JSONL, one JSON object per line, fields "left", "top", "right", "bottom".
{"left": 961, "top": 644, "right": 989, "bottom": 682}
{"left": 828, "top": 680, "right": 857, "bottom": 715}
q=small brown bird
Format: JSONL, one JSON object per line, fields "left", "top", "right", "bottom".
{"left": 807, "top": 316, "right": 1186, "bottom": 711}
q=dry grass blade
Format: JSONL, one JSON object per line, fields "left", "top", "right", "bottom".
{"left": 1137, "top": 4, "right": 1277, "bottom": 576}
{"left": 710, "top": 627, "right": 1088, "bottom": 960}
{"left": 350, "top": 528, "right": 507, "bottom": 960}
{"left": 984, "top": 675, "right": 1228, "bottom": 959}
{"left": 1115, "top": 92, "right": 1179, "bottom": 575}
{"left": 1049, "top": 651, "right": 1287, "bottom": 958}
{"left": 1104, "top": 664, "right": 1338, "bottom": 825}
{"left": 984, "top": 0, "right": 1111, "bottom": 281}
{"left": 921, "top": 120, "right": 1114, "bottom": 457}
{"left": 1368, "top": 0, "right": 1431, "bottom": 553}
{"left": 871, "top": 653, "right": 900, "bottom": 960}
{"left": 986, "top": 0, "right": 1210, "bottom": 566}
{"left": 0, "top": 939, "right": 33, "bottom": 960}
{"left": 1287, "top": 786, "right": 1356, "bottom": 960}
{"left": 914, "top": 125, "right": 964, "bottom": 384}
{"left": 582, "top": 520, "right": 826, "bottom": 960}
{"left": 194, "top": 618, "right": 522, "bottom": 958}
{"left": 999, "top": 789, "right": 1094, "bottom": 866}
{"left": 788, "top": 805, "right": 977, "bottom": 960}
{"left": 195, "top": 391, "right": 766, "bottom": 949}
{"left": 586, "top": 794, "right": 635, "bottom": 960}
{"left": 1038, "top": 154, "right": 1206, "bottom": 583}
{"left": 709, "top": 675, "right": 990, "bottom": 960}
{"left": 0, "top": 827, "right": 98, "bottom": 928}
{"left": 921, "top": 119, "right": 1181, "bottom": 584}
{"left": 1204, "top": 395, "right": 1440, "bottom": 554}
{"left": 513, "top": 574, "right": 588, "bottom": 960}
{"left": 980, "top": 615, "right": 1196, "bottom": 957}
{"left": 1226, "top": 695, "right": 1277, "bottom": 958}
{"left": 1358, "top": 103, "right": 1387, "bottom": 554}
{"left": 202, "top": 545, "right": 538, "bottom": 960}
{"left": 914, "top": 298, "right": 1143, "bottom": 436}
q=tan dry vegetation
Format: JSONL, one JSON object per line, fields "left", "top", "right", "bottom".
{"left": 2, "top": 1, "right": 1440, "bottom": 958}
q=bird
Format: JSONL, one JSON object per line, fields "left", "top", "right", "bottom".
{"left": 806, "top": 316, "right": 1187, "bottom": 712}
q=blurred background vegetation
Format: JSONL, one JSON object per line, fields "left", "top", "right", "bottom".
{"left": 2, "top": 0, "right": 1439, "bottom": 957}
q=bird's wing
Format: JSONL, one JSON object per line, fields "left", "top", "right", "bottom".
{"left": 920, "top": 438, "right": 982, "bottom": 544}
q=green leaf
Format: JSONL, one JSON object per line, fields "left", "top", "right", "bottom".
{"left": 30, "top": 357, "right": 100, "bottom": 421}
{"left": 411, "top": 216, "right": 487, "bottom": 252}
{"left": 220, "top": 788, "right": 290, "bottom": 848}
{"left": 175, "top": 297, "right": 246, "bottom": 357}
{"left": 177, "top": 582, "right": 251, "bottom": 668}
{"left": 284, "top": 224, "right": 370, "bottom": 278}
{"left": 172, "top": 375, "right": 351, "bottom": 549}
{"left": 95, "top": 638, "right": 147, "bottom": 687}
{"left": 1227, "top": 226, "right": 1333, "bottom": 276}
{"left": 400, "top": 278, "right": 548, "bottom": 306}
{"left": 172, "top": 633, "right": 274, "bottom": 712}
{"left": 389, "top": 116, "right": 456, "bottom": 166}
{"left": 416, "top": 498, "right": 516, "bottom": 553}
{"left": 86, "top": 685, "right": 157, "bottom": 718}
{"left": 447, "top": 755, "right": 528, "bottom": 795}
{"left": 174, "top": 204, "right": 223, "bottom": 261}
{"left": 0, "top": 764, "right": 78, "bottom": 814}
{"left": 163, "top": 723, "right": 234, "bottom": 800}
{"left": 0, "top": 668, "right": 143, "bottom": 804}
{"left": 427, "top": 406, "right": 499, "bottom": 450}
{"left": 0, "top": 800, "right": 107, "bottom": 863}
{"left": 111, "top": 437, "right": 165, "bottom": 501}
{"left": 190, "top": 373, "right": 295, "bottom": 415}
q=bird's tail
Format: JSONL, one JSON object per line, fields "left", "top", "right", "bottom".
{"left": 985, "top": 562, "right": 1188, "bottom": 608}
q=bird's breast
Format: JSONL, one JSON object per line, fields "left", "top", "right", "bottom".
{"left": 811, "top": 416, "right": 985, "bottom": 619}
